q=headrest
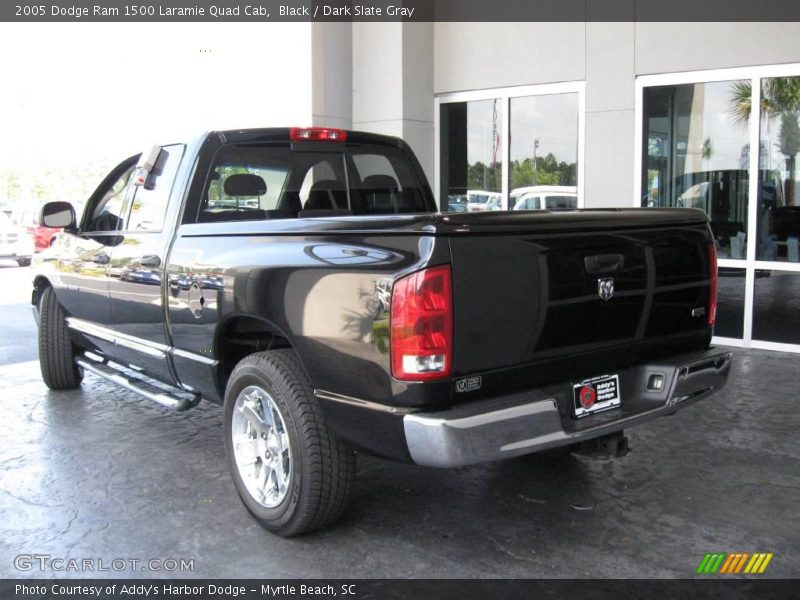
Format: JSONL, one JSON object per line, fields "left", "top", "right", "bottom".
{"left": 306, "top": 180, "right": 347, "bottom": 210}
{"left": 224, "top": 173, "right": 267, "bottom": 197}
{"left": 309, "top": 179, "right": 345, "bottom": 193}
{"left": 362, "top": 174, "right": 399, "bottom": 192}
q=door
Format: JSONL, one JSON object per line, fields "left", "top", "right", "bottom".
{"left": 106, "top": 144, "right": 185, "bottom": 383}
{"left": 54, "top": 156, "right": 137, "bottom": 328}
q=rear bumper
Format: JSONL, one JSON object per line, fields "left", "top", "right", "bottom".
{"left": 403, "top": 348, "right": 732, "bottom": 468}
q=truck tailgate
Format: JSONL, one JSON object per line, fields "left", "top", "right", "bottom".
{"left": 447, "top": 210, "right": 714, "bottom": 393}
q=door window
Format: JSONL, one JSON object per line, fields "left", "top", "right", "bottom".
{"left": 126, "top": 145, "right": 184, "bottom": 231}
{"left": 84, "top": 160, "right": 136, "bottom": 233}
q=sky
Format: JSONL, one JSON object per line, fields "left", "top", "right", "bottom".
{"left": 0, "top": 22, "right": 312, "bottom": 202}
{"left": 465, "top": 93, "right": 579, "bottom": 166}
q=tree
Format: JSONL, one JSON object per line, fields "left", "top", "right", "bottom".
{"left": 467, "top": 161, "right": 501, "bottom": 192}
{"left": 729, "top": 77, "right": 800, "bottom": 205}
{"left": 702, "top": 137, "right": 714, "bottom": 160}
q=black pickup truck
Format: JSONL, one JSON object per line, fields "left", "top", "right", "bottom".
{"left": 32, "top": 127, "right": 732, "bottom": 536}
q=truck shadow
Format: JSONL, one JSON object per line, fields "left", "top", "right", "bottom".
{"left": 344, "top": 450, "right": 605, "bottom": 541}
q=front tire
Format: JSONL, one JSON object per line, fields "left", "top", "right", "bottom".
{"left": 223, "top": 350, "right": 356, "bottom": 537}
{"left": 38, "top": 286, "right": 83, "bottom": 389}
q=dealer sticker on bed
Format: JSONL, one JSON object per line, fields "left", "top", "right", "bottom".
{"left": 572, "top": 374, "right": 621, "bottom": 418}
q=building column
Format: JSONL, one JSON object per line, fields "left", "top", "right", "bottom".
{"left": 311, "top": 22, "right": 353, "bottom": 129}
{"left": 352, "top": 22, "right": 434, "bottom": 185}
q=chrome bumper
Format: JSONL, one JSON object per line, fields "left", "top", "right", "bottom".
{"left": 403, "top": 349, "right": 733, "bottom": 468}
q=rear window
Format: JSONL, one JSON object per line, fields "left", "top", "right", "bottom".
{"left": 196, "top": 143, "right": 430, "bottom": 223}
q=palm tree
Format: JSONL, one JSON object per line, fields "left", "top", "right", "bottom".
{"left": 729, "top": 77, "right": 800, "bottom": 205}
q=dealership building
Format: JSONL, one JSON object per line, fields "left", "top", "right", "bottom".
{"left": 305, "top": 20, "right": 800, "bottom": 354}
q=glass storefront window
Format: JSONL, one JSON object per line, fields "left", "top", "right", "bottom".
{"left": 440, "top": 99, "right": 503, "bottom": 213}
{"left": 753, "top": 270, "right": 800, "bottom": 344}
{"left": 642, "top": 81, "right": 751, "bottom": 259}
{"left": 509, "top": 93, "right": 578, "bottom": 210}
{"left": 640, "top": 69, "right": 800, "bottom": 351}
{"left": 715, "top": 267, "right": 746, "bottom": 339}
{"left": 440, "top": 86, "right": 583, "bottom": 213}
{"left": 758, "top": 76, "right": 800, "bottom": 262}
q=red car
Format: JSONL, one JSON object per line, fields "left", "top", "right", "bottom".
{"left": 16, "top": 210, "right": 61, "bottom": 252}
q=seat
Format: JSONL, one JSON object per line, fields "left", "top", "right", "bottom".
{"left": 360, "top": 174, "right": 399, "bottom": 214}
{"left": 304, "top": 180, "right": 348, "bottom": 211}
{"left": 224, "top": 173, "right": 267, "bottom": 198}
{"left": 198, "top": 173, "right": 269, "bottom": 223}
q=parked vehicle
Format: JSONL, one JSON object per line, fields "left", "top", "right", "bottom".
{"left": 32, "top": 127, "right": 731, "bottom": 536}
{"left": 466, "top": 189, "right": 503, "bottom": 211}
{"left": 485, "top": 196, "right": 503, "bottom": 211}
{"left": 447, "top": 194, "right": 468, "bottom": 212}
{"left": 15, "top": 210, "right": 62, "bottom": 251}
{"left": 512, "top": 186, "right": 578, "bottom": 210}
{"left": 0, "top": 212, "right": 34, "bottom": 266}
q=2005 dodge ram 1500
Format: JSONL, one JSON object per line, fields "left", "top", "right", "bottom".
{"left": 32, "top": 127, "right": 732, "bottom": 536}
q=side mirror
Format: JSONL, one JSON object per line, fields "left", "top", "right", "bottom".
{"left": 40, "top": 201, "right": 76, "bottom": 229}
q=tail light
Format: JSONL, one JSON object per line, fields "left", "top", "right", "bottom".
{"left": 390, "top": 265, "right": 453, "bottom": 381}
{"left": 708, "top": 244, "right": 718, "bottom": 326}
{"left": 289, "top": 127, "right": 347, "bottom": 142}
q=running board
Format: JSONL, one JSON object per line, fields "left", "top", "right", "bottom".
{"left": 76, "top": 356, "right": 200, "bottom": 412}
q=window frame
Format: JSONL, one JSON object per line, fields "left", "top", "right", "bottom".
{"left": 434, "top": 81, "right": 586, "bottom": 211}
{"left": 635, "top": 63, "right": 800, "bottom": 354}
{"left": 79, "top": 155, "right": 139, "bottom": 235}
{"left": 124, "top": 144, "right": 186, "bottom": 234}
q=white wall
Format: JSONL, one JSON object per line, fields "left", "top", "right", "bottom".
{"left": 434, "top": 22, "right": 586, "bottom": 94}
{"left": 635, "top": 22, "right": 800, "bottom": 75}
{"left": 432, "top": 21, "right": 800, "bottom": 208}
{"left": 351, "top": 22, "right": 434, "bottom": 185}
{"left": 312, "top": 22, "right": 353, "bottom": 129}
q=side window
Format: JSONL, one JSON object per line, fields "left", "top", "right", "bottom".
{"left": 85, "top": 162, "right": 136, "bottom": 233}
{"left": 520, "top": 196, "right": 541, "bottom": 210}
{"left": 127, "top": 145, "right": 184, "bottom": 231}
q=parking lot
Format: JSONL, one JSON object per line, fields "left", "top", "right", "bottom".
{"left": 0, "top": 262, "right": 797, "bottom": 579}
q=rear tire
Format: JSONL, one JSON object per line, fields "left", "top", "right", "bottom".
{"left": 38, "top": 286, "right": 83, "bottom": 390}
{"left": 223, "top": 349, "right": 356, "bottom": 537}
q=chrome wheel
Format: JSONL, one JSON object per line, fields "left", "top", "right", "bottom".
{"left": 231, "top": 385, "right": 292, "bottom": 508}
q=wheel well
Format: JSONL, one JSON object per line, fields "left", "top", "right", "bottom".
{"left": 31, "top": 276, "right": 51, "bottom": 306}
{"left": 215, "top": 316, "right": 292, "bottom": 395}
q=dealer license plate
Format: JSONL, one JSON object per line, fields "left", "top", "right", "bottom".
{"left": 572, "top": 374, "right": 621, "bottom": 419}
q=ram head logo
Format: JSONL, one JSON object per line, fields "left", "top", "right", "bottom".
{"left": 598, "top": 277, "right": 615, "bottom": 301}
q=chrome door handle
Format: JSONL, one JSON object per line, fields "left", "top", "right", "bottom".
{"left": 92, "top": 253, "right": 110, "bottom": 265}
